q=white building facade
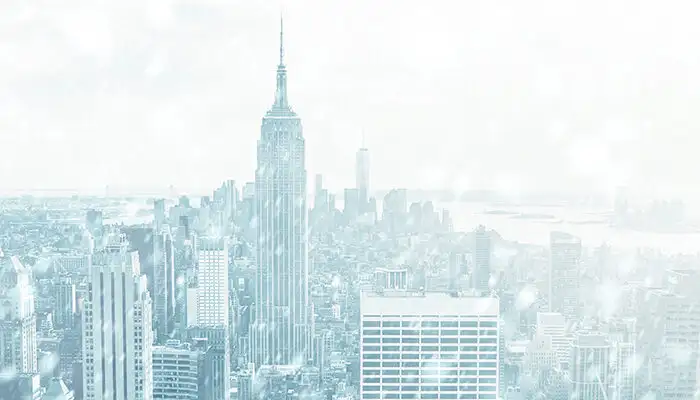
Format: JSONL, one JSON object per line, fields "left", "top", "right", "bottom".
{"left": 152, "top": 340, "right": 203, "bottom": 400}
{"left": 360, "top": 291, "right": 500, "bottom": 400}
{"left": 82, "top": 237, "right": 153, "bottom": 400}
{"left": 196, "top": 237, "right": 229, "bottom": 327}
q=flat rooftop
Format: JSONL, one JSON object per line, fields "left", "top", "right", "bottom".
{"left": 360, "top": 290, "right": 499, "bottom": 316}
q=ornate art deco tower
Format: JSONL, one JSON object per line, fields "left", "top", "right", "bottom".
{"left": 251, "top": 18, "right": 311, "bottom": 366}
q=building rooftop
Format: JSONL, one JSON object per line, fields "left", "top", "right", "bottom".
{"left": 360, "top": 290, "right": 499, "bottom": 316}
{"left": 536, "top": 312, "right": 566, "bottom": 326}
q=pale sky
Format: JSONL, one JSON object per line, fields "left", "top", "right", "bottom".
{"left": 1, "top": 0, "right": 699, "bottom": 199}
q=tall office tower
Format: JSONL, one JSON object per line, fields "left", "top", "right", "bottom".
{"left": 536, "top": 312, "right": 570, "bottom": 370}
{"left": 53, "top": 276, "right": 77, "bottom": 329}
{"left": 153, "top": 230, "right": 176, "bottom": 342}
{"left": 252, "top": 18, "right": 311, "bottom": 366}
{"left": 193, "top": 238, "right": 231, "bottom": 399}
{"left": 196, "top": 237, "right": 229, "bottom": 327}
{"left": 213, "top": 180, "right": 238, "bottom": 233}
{"left": 125, "top": 226, "right": 156, "bottom": 303}
{"left": 569, "top": 332, "right": 611, "bottom": 400}
{"left": 637, "top": 287, "right": 700, "bottom": 398}
{"left": 343, "top": 188, "right": 360, "bottom": 223}
{"left": 313, "top": 174, "right": 328, "bottom": 211}
{"left": 524, "top": 334, "right": 558, "bottom": 375}
{"left": 238, "top": 367, "right": 254, "bottom": 400}
{"left": 355, "top": 144, "right": 370, "bottom": 211}
{"left": 153, "top": 199, "right": 166, "bottom": 231}
{"left": 606, "top": 318, "right": 636, "bottom": 400}
{"left": 382, "top": 189, "right": 408, "bottom": 233}
{"left": 548, "top": 231, "right": 582, "bottom": 320}
{"left": 473, "top": 225, "right": 492, "bottom": 294}
{"left": 360, "top": 291, "right": 500, "bottom": 400}
{"left": 152, "top": 340, "right": 205, "bottom": 400}
{"left": 82, "top": 236, "right": 153, "bottom": 400}
{"left": 187, "top": 328, "right": 230, "bottom": 400}
{"left": 0, "top": 256, "right": 37, "bottom": 374}
{"left": 58, "top": 325, "right": 82, "bottom": 382}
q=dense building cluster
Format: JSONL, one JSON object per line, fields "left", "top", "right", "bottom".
{"left": 2, "top": 20, "right": 700, "bottom": 400}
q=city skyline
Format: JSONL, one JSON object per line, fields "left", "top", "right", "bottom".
{"left": 3, "top": 3, "right": 700, "bottom": 400}
{"left": 2, "top": 1, "right": 700, "bottom": 200}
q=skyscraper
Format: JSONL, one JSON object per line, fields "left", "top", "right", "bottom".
{"left": 473, "top": 225, "right": 492, "bottom": 294}
{"left": 252, "top": 18, "right": 311, "bottom": 366}
{"left": 0, "top": 256, "right": 37, "bottom": 374}
{"left": 569, "top": 332, "right": 611, "bottom": 400}
{"left": 355, "top": 143, "right": 370, "bottom": 211}
{"left": 548, "top": 231, "right": 582, "bottom": 320}
{"left": 196, "top": 237, "right": 229, "bottom": 327}
{"left": 53, "top": 276, "right": 77, "bottom": 329}
{"left": 153, "top": 230, "right": 176, "bottom": 342}
{"left": 82, "top": 235, "right": 153, "bottom": 400}
{"left": 153, "top": 199, "right": 166, "bottom": 231}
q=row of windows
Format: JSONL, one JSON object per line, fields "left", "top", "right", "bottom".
{"left": 362, "top": 377, "right": 491, "bottom": 384}
{"left": 362, "top": 337, "right": 498, "bottom": 351}
{"left": 363, "top": 350, "right": 498, "bottom": 359}
{"left": 361, "top": 362, "right": 497, "bottom": 370}
{"left": 363, "top": 321, "right": 498, "bottom": 328}
{"left": 362, "top": 371, "right": 498, "bottom": 382}
{"left": 362, "top": 344, "right": 497, "bottom": 352}
{"left": 362, "top": 359, "right": 497, "bottom": 370}
{"left": 362, "top": 346, "right": 498, "bottom": 360}
{"left": 363, "top": 329, "right": 498, "bottom": 337}
{"left": 362, "top": 354, "right": 498, "bottom": 363}
{"left": 363, "top": 393, "right": 497, "bottom": 399}
{"left": 362, "top": 371, "right": 497, "bottom": 380}
{"left": 363, "top": 337, "right": 496, "bottom": 344}
{"left": 362, "top": 384, "right": 498, "bottom": 392}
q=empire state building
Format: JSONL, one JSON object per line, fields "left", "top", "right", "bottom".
{"left": 251, "top": 19, "right": 312, "bottom": 366}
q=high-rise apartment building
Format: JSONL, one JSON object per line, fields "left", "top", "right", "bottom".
{"left": 606, "top": 318, "right": 636, "bottom": 400}
{"left": 0, "top": 256, "right": 37, "bottom": 374}
{"left": 473, "top": 225, "right": 492, "bottom": 294}
{"left": 196, "top": 237, "right": 229, "bottom": 327}
{"left": 53, "top": 276, "right": 77, "bottom": 329}
{"left": 638, "top": 286, "right": 700, "bottom": 398}
{"left": 187, "top": 328, "right": 230, "bottom": 400}
{"left": 152, "top": 340, "right": 205, "bottom": 400}
{"left": 82, "top": 235, "right": 153, "bottom": 400}
{"left": 355, "top": 145, "right": 370, "bottom": 211}
{"left": 153, "top": 230, "right": 176, "bottom": 342}
{"left": 569, "top": 331, "right": 611, "bottom": 400}
{"left": 536, "top": 312, "right": 571, "bottom": 370}
{"left": 153, "top": 199, "right": 166, "bottom": 231}
{"left": 360, "top": 291, "right": 500, "bottom": 400}
{"left": 252, "top": 18, "right": 311, "bottom": 367}
{"left": 548, "top": 231, "right": 582, "bottom": 319}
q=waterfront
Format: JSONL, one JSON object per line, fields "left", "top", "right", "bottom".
{"left": 111, "top": 198, "right": 700, "bottom": 254}
{"left": 440, "top": 202, "right": 700, "bottom": 254}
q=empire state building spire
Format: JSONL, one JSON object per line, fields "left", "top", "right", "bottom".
{"left": 279, "top": 16, "right": 285, "bottom": 66}
{"left": 272, "top": 16, "right": 291, "bottom": 112}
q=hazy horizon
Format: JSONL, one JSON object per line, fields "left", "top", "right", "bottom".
{"left": 2, "top": 1, "right": 700, "bottom": 201}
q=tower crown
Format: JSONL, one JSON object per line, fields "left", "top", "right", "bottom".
{"left": 268, "top": 16, "right": 296, "bottom": 117}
